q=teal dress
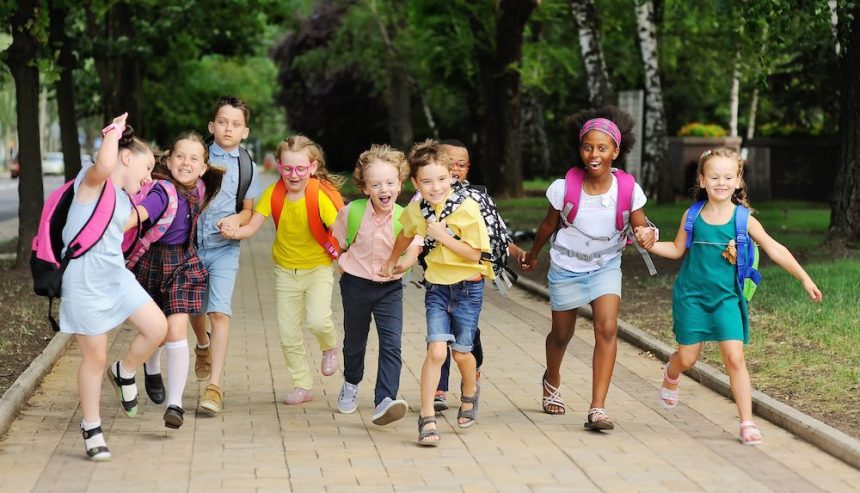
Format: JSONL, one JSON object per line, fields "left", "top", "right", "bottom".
{"left": 672, "top": 208, "right": 749, "bottom": 344}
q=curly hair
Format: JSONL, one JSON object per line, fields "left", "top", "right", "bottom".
{"left": 277, "top": 135, "right": 345, "bottom": 189}
{"left": 406, "top": 139, "right": 450, "bottom": 178}
{"left": 156, "top": 131, "right": 224, "bottom": 209}
{"left": 691, "top": 147, "right": 752, "bottom": 210}
{"left": 564, "top": 105, "right": 636, "bottom": 169}
{"left": 353, "top": 144, "right": 410, "bottom": 191}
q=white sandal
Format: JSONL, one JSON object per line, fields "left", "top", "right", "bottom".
{"left": 542, "top": 373, "right": 566, "bottom": 415}
{"left": 659, "top": 366, "right": 681, "bottom": 409}
{"left": 584, "top": 407, "right": 615, "bottom": 430}
{"left": 739, "top": 420, "right": 763, "bottom": 445}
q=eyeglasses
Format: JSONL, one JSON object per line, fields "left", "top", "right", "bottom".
{"left": 450, "top": 160, "right": 470, "bottom": 170}
{"left": 278, "top": 163, "right": 311, "bottom": 177}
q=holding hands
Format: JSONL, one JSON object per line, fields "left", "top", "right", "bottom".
{"left": 217, "top": 215, "right": 242, "bottom": 240}
{"left": 634, "top": 226, "right": 657, "bottom": 250}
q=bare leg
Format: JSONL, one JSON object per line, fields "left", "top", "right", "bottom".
{"left": 207, "top": 312, "right": 231, "bottom": 388}
{"left": 121, "top": 300, "right": 168, "bottom": 371}
{"left": 664, "top": 343, "right": 703, "bottom": 391}
{"left": 719, "top": 340, "right": 753, "bottom": 423}
{"left": 543, "top": 309, "right": 577, "bottom": 413}
{"left": 452, "top": 350, "right": 477, "bottom": 425}
{"left": 419, "top": 342, "right": 448, "bottom": 441}
{"left": 190, "top": 314, "right": 210, "bottom": 346}
{"left": 76, "top": 334, "right": 108, "bottom": 423}
{"left": 589, "top": 294, "right": 620, "bottom": 409}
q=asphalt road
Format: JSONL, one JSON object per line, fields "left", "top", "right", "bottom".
{"left": 0, "top": 175, "right": 64, "bottom": 222}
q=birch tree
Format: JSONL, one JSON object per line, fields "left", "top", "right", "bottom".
{"left": 570, "top": 0, "right": 614, "bottom": 107}
{"left": 634, "top": 0, "right": 672, "bottom": 202}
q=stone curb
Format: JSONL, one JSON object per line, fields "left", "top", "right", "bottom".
{"left": 514, "top": 276, "right": 860, "bottom": 470}
{"left": 0, "top": 332, "right": 72, "bottom": 438}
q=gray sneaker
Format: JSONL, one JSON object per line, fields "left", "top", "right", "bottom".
{"left": 337, "top": 381, "right": 359, "bottom": 414}
{"left": 372, "top": 397, "right": 408, "bottom": 426}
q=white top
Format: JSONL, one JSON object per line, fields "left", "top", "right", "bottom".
{"left": 546, "top": 173, "right": 647, "bottom": 273}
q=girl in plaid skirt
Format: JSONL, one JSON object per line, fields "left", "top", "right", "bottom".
{"left": 130, "top": 132, "right": 223, "bottom": 428}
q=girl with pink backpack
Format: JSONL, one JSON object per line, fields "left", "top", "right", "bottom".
{"left": 523, "top": 106, "right": 656, "bottom": 430}
{"left": 126, "top": 132, "right": 223, "bottom": 429}
{"left": 54, "top": 113, "right": 167, "bottom": 460}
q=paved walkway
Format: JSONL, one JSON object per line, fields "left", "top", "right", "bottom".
{"left": 0, "top": 222, "right": 858, "bottom": 493}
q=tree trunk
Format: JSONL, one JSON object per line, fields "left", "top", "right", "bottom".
{"left": 386, "top": 70, "right": 413, "bottom": 151}
{"left": 828, "top": 3, "right": 860, "bottom": 246}
{"left": 50, "top": 4, "right": 83, "bottom": 182}
{"left": 570, "top": 0, "right": 615, "bottom": 107}
{"left": 473, "top": 0, "right": 537, "bottom": 198}
{"left": 746, "top": 87, "right": 759, "bottom": 140}
{"left": 5, "top": 0, "right": 45, "bottom": 267}
{"left": 635, "top": 0, "right": 672, "bottom": 202}
{"left": 520, "top": 91, "right": 552, "bottom": 179}
{"left": 829, "top": 0, "right": 841, "bottom": 57}
{"left": 729, "top": 50, "right": 741, "bottom": 138}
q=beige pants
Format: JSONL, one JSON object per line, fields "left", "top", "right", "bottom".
{"left": 274, "top": 264, "right": 337, "bottom": 390}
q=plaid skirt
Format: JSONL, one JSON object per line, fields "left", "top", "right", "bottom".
{"left": 133, "top": 242, "right": 208, "bottom": 315}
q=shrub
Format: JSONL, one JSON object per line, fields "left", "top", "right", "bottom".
{"left": 678, "top": 122, "right": 728, "bottom": 137}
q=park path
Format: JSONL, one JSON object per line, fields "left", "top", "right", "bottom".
{"left": 0, "top": 220, "right": 858, "bottom": 493}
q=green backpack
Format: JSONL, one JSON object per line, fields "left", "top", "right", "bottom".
{"left": 345, "top": 199, "right": 404, "bottom": 249}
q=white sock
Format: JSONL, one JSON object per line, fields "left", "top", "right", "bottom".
{"left": 165, "top": 339, "right": 189, "bottom": 408}
{"left": 145, "top": 347, "right": 162, "bottom": 375}
{"left": 115, "top": 361, "right": 138, "bottom": 403}
{"left": 197, "top": 341, "right": 209, "bottom": 349}
{"left": 81, "top": 419, "right": 107, "bottom": 450}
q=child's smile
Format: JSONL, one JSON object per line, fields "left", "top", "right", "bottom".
{"left": 363, "top": 160, "right": 402, "bottom": 213}
{"left": 412, "top": 162, "right": 451, "bottom": 206}
{"left": 279, "top": 151, "right": 318, "bottom": 196}
{"left": 168, "top": 139, "right": 207, "bottom": 187}
{"left": 579, "top": 130, "right": 619, "bottom": 176}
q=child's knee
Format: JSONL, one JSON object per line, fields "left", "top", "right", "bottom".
{"left": 426, "top": 343, "right": 448, "bottom": 363}
{"left": 593, "top": 323, "right": 617, "bottom": 344}
{"left": 209, "top": 312, "right": 230, "bottom": 328}
{"left": 675, "top": 351, "right": 698, "bottom": 370}
{"left": 722, "top": 352, "right": 746, "bottom": 373}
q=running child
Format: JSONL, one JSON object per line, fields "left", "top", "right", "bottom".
{"left": 636, "top": 147, "right": 822, "bottom": 445}
{"left": 331, "top": 144, "right": 421, "bottom": 425}
{"left": 228, "top": 135, "right": 343, "bottom": 405}
{"left": 60, "top": 113, "right": 167, "bottom": 460}
{"left": 191, "top": 96, "right": 262, "bottom": 414}
{"left": 382, "top": 139, "right": 492, "bottom": 446}
{"left": 129, "top": 131, "right": 223, "bottom": 428}
{"left": 523, "top": 106, "right": 654, "bottom": 429}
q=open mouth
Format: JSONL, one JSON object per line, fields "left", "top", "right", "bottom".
{"left": 588, "top": 161, "right": 602, "bottom": 169}
{"left": 378, "top": 196, "right": 392, "bottom": 205}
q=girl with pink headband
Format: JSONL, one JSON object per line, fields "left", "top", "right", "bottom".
{"left": 523, "top": 106, "right": 654, "bottom": 430}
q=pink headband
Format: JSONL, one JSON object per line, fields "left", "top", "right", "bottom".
{"left": 579, "top": 118, "right": 621, "bottom": 147}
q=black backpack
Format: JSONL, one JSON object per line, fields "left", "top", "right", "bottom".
{"left": 205, "top": 136, "right": 254, "bottom": 213}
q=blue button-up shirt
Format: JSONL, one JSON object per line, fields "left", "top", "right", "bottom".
{"left": 196, "top": 142, "right": 262, "bottom": 250}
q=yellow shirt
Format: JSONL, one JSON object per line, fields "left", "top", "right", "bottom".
{"left": 400, "top": 193, "right": 493, "bottom": 285}
{"left": 255, "top": 181, "right": 339, "bottom": 269}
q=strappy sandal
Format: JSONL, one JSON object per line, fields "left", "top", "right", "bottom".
{"left": 457, "top": 382, "right": 480, "bottom": 429}
{"left": 542, "top": 373, "right": 566, "bottom": 415}
{"left": 584, "top": 407, "right": 615, "bottom": 431}
{"left": 417, "top": 415, "right": 440, "bottom": 446}
{"left": 107, "top": 361, "right": 138, "bottom": 417}
{"left": 739, "top": 420, "right": 763, "bottom": 445}
{"left": 659, "top": 366, "right": 681, "bottom": 409}
{"left": 81, "top": 424, "right": 111, "bottom": 461}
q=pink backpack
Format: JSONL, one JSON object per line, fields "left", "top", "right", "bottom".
{"left": 123, "top": 179, "right": 205, "bottom": 268}
{"left": 31, "top": 178, "right": 120, "bottom": 330}
{"left": 558, "top": 167, "right": 656, "bottom": 275}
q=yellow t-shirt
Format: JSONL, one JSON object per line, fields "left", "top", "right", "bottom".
{"left": 255, "top": 182, "right": 339, "bottom": 269}
{"left": 400, "top": 193, "right": 493, "bottom": 285}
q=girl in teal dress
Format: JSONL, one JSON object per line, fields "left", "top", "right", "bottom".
{"left": 636, "top": 148, "right": 822, "bottom": 446}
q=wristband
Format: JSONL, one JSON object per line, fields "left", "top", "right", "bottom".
{"left": 101, "top": 122, "right": 125, "bottom": 138}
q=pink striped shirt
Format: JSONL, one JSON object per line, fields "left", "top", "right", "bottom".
{"left": 332, "top": 201, "right": 422, "bottom": 282}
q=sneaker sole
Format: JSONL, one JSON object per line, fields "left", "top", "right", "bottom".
{"left": 337, "top": 404, "right": 358, "bottom": 414}
{"left": 198, "top": 402, "right": 220, "bottom": 414}
{"left": 372, "top": 401, "right": 408, "bottom": 426}
{"left": 433, "top": 401, "right": 448, "bottom": 412}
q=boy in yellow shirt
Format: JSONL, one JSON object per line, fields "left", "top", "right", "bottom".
{"left": 382, "top": 139, "right": 492, "bottom": 446}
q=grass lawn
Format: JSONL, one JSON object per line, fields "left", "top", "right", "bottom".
{"left": 496, "top": 196, "right": 859, "bottom": 435}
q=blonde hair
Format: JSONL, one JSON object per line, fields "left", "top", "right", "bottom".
{"left": 407, "top": 139, "right": 450, "bottom": 178}
{"left": 353, "top": 144, "right": 409, "bottom": 190}
{"left": 277, "top": 135, "right": 345, "bottom": 189}
{"left": 692, "top": 147, "right": 752, "bottom": 210}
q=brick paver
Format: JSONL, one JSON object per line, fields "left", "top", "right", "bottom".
{"left": 1, "top": 223, "right": 858, "bottom": 492}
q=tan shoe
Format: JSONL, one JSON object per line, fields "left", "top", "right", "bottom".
{"left": 199, "top": 384, "right": 223, "bottom": 414}
{"left": 194, "top": 345, "right": 211, "bottom": 380}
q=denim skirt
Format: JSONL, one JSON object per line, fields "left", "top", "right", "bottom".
{"left": 547, "top": 254, "right": 622, "bottom": 311}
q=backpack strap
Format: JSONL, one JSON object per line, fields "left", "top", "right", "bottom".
{"left": 560, "top": 167, "right": 584, "bottom": 227}
{"left": 64, "top": 178, "right": 117, "bottom": 261}
{"left": 734, "top": 205, "right": 762, "bottom": 288}
{"left": 125, "top": 180, "right": 180, "bottom": 269}
{"left": 235, "top": 146, "right": 253, "bottom": 213}
{"left": 614, "top": 170, "right": 635, "bottom": 231}
{"left": 305, "top": 177, "right": 342, "bottom": 259}
{"left": 684, "top": 200, "right": 707, "bottom": 249}
{"left": 271, "top": 179, "right": 286, "bottom": 228}
{"left": 346, "top": 199, "right": 368, "bottom": 248}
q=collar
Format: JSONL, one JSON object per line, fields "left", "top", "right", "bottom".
{"left": 210, "top": 142, "right": 240, "bottom": 158}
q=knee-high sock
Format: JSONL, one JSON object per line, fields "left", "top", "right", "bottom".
{"left": 145, "top": 347, "right": 162, "bottom": 375}
{"left": 165, "top": 340, "right": 189, "bottom": 408}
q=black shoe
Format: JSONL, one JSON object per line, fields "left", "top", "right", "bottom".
{"left": 163, "top": 405, "right": 185, "bottom": 429}
{"left": 143, "top": 363, "right": 165, "bottom": 404}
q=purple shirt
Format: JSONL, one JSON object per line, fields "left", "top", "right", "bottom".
{"left": 139, "top": 182, "right": 193, "bottom": 245}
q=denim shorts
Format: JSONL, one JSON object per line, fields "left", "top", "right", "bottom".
{"left": 424, "top": 280, "right": 484, "bottom": 353}
{"left": 196, "top": 243, "right": 241, "bottom": 316}
{"left": 547, "top": 254, "right": 622, "bottom": 311}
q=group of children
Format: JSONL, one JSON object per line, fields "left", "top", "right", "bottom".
{"left": 56, "top": 99, "right": 822, "bottom": 460}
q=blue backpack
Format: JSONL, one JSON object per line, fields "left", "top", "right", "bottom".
{"left": 684, "top": 200, "right": 761, "bottom": 301}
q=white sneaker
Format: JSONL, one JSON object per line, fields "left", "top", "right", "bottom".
{"left": 372, "top": 397, "right": 408, "bottom": 426}
{"left": 337, "top": 381, "right": 359, "bottom": 414}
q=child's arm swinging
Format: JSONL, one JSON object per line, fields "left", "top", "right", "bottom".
{"left": 123, "top": 205, "right": 151, "bottom": 233}
{"left": 380, "top": 231, "right": 416, "bottom": 278}
{"left": 81, "top": 113, "right": 128, "bottom": 203}
{"left": 218, "top": 198, "right": 255, "bottom": 239}
{"left": 640, "top": 211, "right": 690, "bottom": 260}
{"left": 747, "top": 217, "right": 823, "bottom": 302}
{"left": 229, "top": 211, "right": 266, "bottom": 240}
{"left": 522, "top": 205, "right": 560, "bottom": 272}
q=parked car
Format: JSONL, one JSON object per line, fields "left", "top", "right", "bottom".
{"left": 10, "top": 154, "right": 19, "bottom": 178}
{"left": 41, "top": 152, "right": 64, "bottom": 175}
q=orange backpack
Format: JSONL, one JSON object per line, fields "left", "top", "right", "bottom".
{"left": 271, "top": 177, "right": 345, "bottom": 259}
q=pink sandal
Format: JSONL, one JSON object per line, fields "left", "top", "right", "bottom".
{"left": 658, "top": 366, "right": 680, "bottom": 409}
{"left": 739, "top": 421, "right": 763, "bottom": 445}
{"left": 321, "top": 349, "right": 339, "bottom": 376}
{"left": 284, "top": 387, "right": 314, "bottom": 405}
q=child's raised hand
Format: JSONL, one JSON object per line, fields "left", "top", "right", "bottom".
{"left": 425, "top": 217, "right": 449, "bottom": 242}
{"left": 803, "top": 279, "right": 823, "bottom": 303}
